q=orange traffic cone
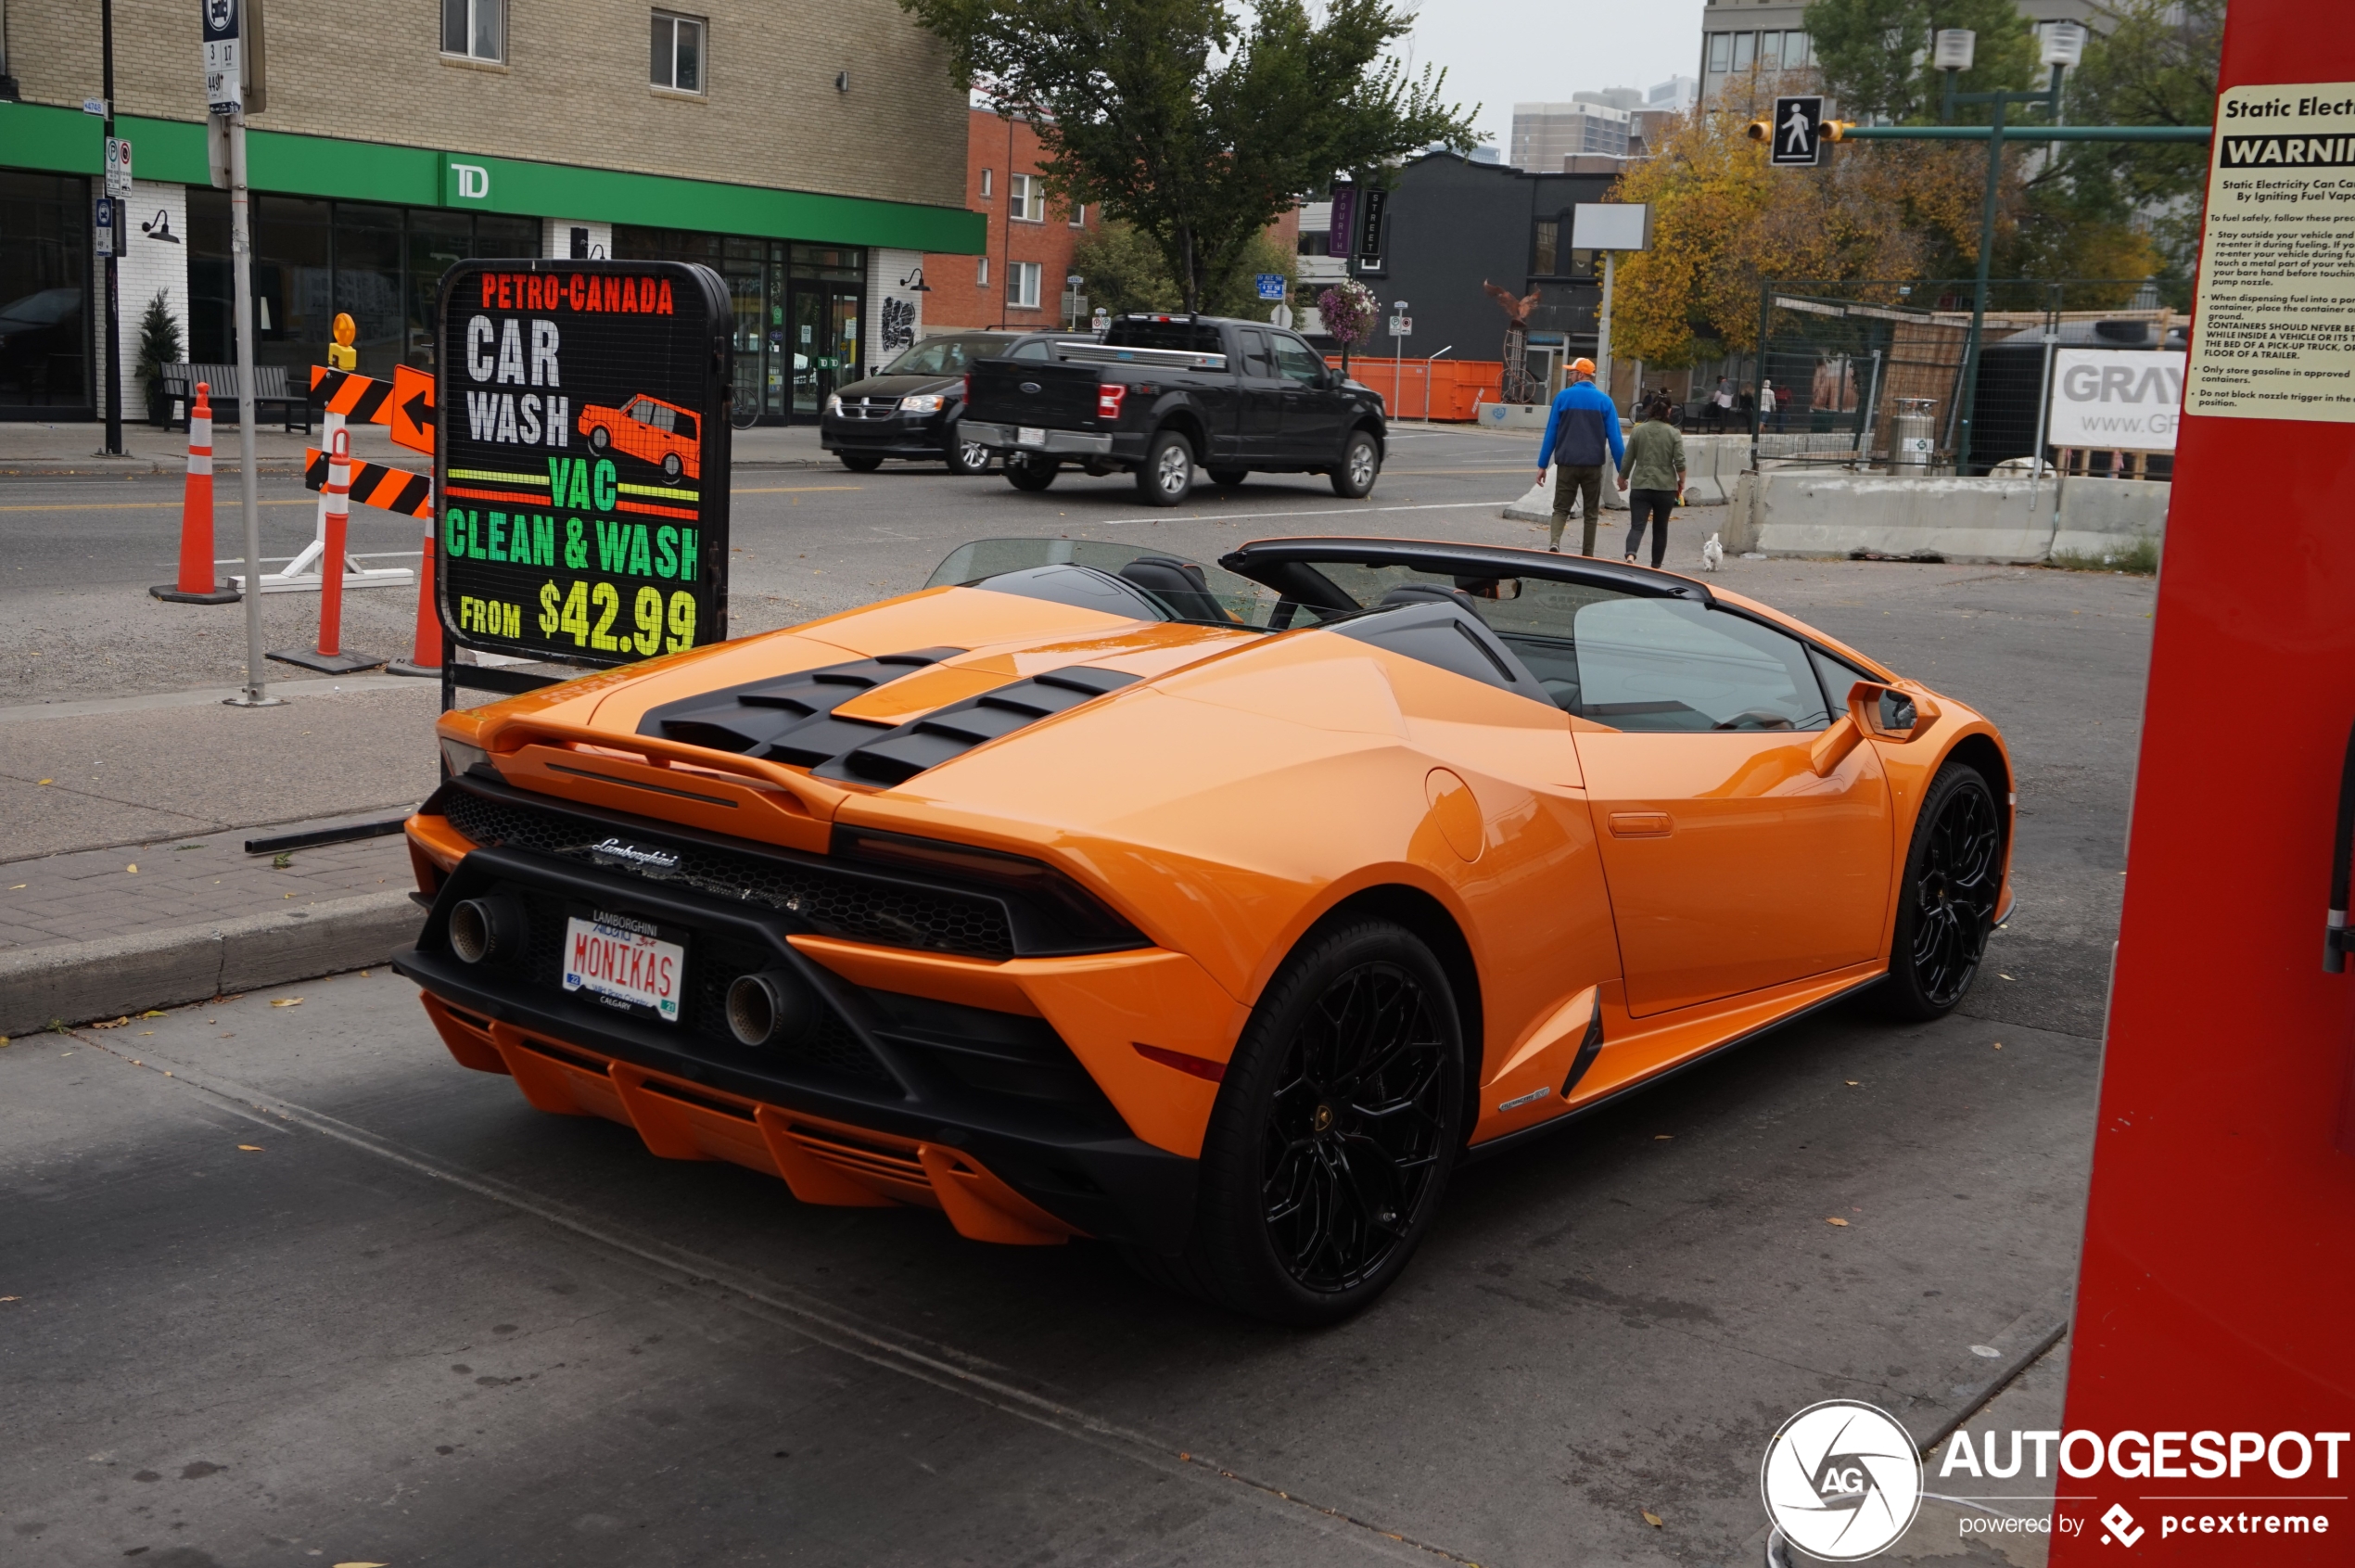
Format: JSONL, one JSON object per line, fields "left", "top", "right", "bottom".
{"left": 388, "top": 516, "right": 444, "bottom": 677}
{"left": 269, "top": 427, "right": 380, "bottom": 673}
{"left": 149, "top": 381, "right": 240, "bottom": 604}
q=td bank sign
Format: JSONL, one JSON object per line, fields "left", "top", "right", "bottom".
{"left": 443, "top": 158, "right": 493, "bottom": 206}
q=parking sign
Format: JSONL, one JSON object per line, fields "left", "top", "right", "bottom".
{"left": 1256, "top": 274, "right": 1286, "bottom": 301}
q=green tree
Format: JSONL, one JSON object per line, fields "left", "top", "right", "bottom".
{"left": 898, "top": 0, "right": 1473, "bottom": 311}
{"left": 1072, "top": 220, "right": 1296, "bottom": 318}
{"left": 1806, "top": 0, "right": 2036, "bottom": 124}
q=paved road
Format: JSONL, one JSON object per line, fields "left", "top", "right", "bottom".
{"left": 0, "top": 433, "right": 2154, "bottom": 1564}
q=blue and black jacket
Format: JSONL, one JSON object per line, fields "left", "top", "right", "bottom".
{"left": 1536, "top": 381, "right": 1627, "bottom": 470}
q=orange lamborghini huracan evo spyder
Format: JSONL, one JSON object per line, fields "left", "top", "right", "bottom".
{"left": 394, "top": 537, "right": 2013, "bottom": 1323}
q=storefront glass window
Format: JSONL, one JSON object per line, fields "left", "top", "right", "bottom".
{"left": 0, "top": 171, "right": 90, "bottom": 411}
{"left": 334, "top": 203, "right": 405, "bottom": 377}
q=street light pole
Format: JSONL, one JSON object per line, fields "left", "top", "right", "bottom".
{"left": 98, "top": 0, "right": 123, "bottom": 457}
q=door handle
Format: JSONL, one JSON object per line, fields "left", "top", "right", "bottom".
{"left": 1608, "top": 810, "right": 1673, "bottom": 837}
{"left": 1809, "top": 714, "right": 1862, "bottom": 777}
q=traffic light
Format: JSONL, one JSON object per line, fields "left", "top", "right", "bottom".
{"left": 1746, "top": 117, "right": 1857, "bottom": 147}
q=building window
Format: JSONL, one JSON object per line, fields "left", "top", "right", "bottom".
{"left": 1789, "top": 32, "right": 1814, "bottom": 68}
{"left": 1009, "top": 174, "right": 1043, "bottom": 223}
{"left": 1732, "top": 31, "right": 1755, "bottom": 71}
{"left": 1759, "top": 32, "right": 1783, "bottom": 70}
{"left": 1706, "top": 32, "right": 1731, "bottom": 72}
{"left": 1298, "top": 230, "right": 1329, "bottom": 257}
{"left": 1008, "top": 261, "right": 1041, "bottom": 310}
{"left": 1532, "top": 218, "right": 1559, "bottom": 276}
{"left": 441, "top": 0, "right": 504, "bottom": 61}
{"left": 975, "top": 256, "right": 989, "bottom": 287}
{"left": 1068, "top": 203, "right": 1086, "bottom": 228}
{"left": 980, "top": 169, "right": 993, "bottom": 198}
{"left": 651, "top": 11, "right": 705, "bottom": 92}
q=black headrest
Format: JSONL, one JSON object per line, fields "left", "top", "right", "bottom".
{"left": 1118, "top": 556, "right": 1226, "bottom": 621}
{"left": 1377, "top": 583, "right": 1485, "bottom": 620}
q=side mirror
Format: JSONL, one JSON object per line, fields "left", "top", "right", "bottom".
{"left": 1847, "top": 680, "right": 1940, "bottom": 742}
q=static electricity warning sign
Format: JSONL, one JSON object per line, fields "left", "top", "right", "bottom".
{"left": 2186, "top": 83, "right": 2355, "bottom": 423}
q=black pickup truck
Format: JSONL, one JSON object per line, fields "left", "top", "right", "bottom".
{"left": 959, "top": 313, "right": 1387, "bottom": 506}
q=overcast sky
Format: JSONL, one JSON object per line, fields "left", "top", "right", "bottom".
{"left": 1399, "top": 0, "right": 1712, "bottom": 153}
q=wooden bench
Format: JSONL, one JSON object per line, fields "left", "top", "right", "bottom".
{"left": 159, "top": 363, "right": 312, "bottom": 433}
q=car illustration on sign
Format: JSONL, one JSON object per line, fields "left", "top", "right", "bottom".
{"left": 579, "top": 392, "right": 701, "bottom": 481}
{"left": 394, "top": 536, "right": 2013, "bottom": 1324}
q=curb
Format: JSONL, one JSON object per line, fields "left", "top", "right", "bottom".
{"left": 0, "top": 890, "right": 422, "bottom": 1036}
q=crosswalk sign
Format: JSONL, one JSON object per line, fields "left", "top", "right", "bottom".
{"left": 1771, "top": 96, "right": 1827, "bottom": 166}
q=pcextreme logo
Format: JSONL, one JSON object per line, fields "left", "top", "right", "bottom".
{"left": 1761, "top": 1400, "right": 1923, "bottom": 1560}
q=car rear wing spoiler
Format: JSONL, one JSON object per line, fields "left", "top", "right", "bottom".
{"left": 1049, "top": 339, "right": 1229, "bottom": 373}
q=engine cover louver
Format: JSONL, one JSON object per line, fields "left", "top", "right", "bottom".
{"left": 638, "top": 651, "right": 1139, "bottom": 786}
{"left": 813, "top": 666, "right": 1141, "bottom": 786}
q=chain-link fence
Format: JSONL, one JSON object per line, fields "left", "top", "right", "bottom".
{"left": 1750, "top": 279, "right": 2181, "bottom": 476}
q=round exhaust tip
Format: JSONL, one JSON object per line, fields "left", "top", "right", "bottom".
{"left": 449, "top": 896, "right": 523, "bottom": 964}
{"left": 726, "top": 969, "right": 813, "bottom": 1047}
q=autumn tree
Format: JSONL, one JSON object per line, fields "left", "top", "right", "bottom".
{"left": 898, "top": 0, "right": 1474, "bottom": 312}
{"left": 1071, "top": 220, "right": 1297, "bottom": 318}
{"left": 1607, "top": 78, "right": 1981, "bottom": 368}
{"left": 1806, "top": 0, "right": 2037, "bottom": 125}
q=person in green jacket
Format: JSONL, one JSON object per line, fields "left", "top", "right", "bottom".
{"left": 1617, "top": 396, "right": 1687, "bottom": 567}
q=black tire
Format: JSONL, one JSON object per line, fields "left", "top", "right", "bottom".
{"left": 1206, "top": 467, "right": 1249, "bottom": 487}
{"left": 1882, "top": 761, "right": 2003, "bottom": 1019}
{"left": 1137, "top": 428, "right": 1196, "bottom": 506}
{"left": 1140, "top": 919, "right": 1464, "bottom": 1325}
{"left": 838, "top": 452, "right": 885, "bottom": 473}
{"left": 944, "top": 423, "right": 993, "bottom": 475}
{"left": 661, "top": 452, "right": 683, "bottom": 479}
{"left": 1003, "top": 452, "right": 1060, "bottom": 491}
{"left": 1330, "top": 429, "right": 1381, "bottom": 499}
{"left": 586, "top": 425, "right": 611, "bottom": 453}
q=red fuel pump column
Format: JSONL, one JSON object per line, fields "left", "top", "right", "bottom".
{"left": 2053, "top": 2, "right": 2355, "bottom": 1561}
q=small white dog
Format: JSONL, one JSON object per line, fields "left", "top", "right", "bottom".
{"left": 1699, "top": 532, "right": 1725, "bottom": 572}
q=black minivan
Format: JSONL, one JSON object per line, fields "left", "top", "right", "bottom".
{"left": 821, "top": 331, "right": 1063, "bottom": 475}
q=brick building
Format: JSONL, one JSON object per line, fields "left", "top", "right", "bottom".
{"left": 919, "top": 109, "right": 1099, "bottom": 334}
{"left": 0, "top": 0, "right": 983, "bottom": 425}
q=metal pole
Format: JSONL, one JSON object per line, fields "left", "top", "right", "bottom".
{"left": 99, "top": 0, "right": 123, "bottom": 456}
{"left": 1855, "top": 345, "right": 1884, "bottom": 465}
{"left": 2030, "top": 289, "right": 2062, "bottom": 554}
{"left": 1955, "top": 95, "right": 2007, "bottom": 476}
{"left": 1750, "top": 282, "right": 1768, "bottom": 475}
{"left": 223, "top": 107, "right": 277, "bottom": 708}
{"left": 1597, "top": 250, "right": 1615, "bottom": 407}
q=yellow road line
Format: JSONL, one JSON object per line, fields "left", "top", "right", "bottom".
{"left": 0, "top": 498, "right": 315, "bottom": 512}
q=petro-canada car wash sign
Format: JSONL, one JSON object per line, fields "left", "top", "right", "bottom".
{"left": 434, "top": 260, "right": 732, "bottom": 667}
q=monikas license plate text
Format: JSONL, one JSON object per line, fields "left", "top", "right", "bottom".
{"left": 563, "top": 911, "right": 683, "bottom": 1021}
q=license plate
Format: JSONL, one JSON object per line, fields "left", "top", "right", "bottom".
{"left": 1018, "top": 426, "right": 1047, "bottom": 447}
{"left": 563, "top": 910, "right": 685, "bottom": 1023}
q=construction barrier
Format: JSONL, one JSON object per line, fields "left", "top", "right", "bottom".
{"left": 148, "top": 381, "right": 240, "bottom": 605}
{"left": 1326, "top": 357, "right": 1504, "bottom": 422}
{"left": 309, "top": 363, "right": 398, "bottom": 423}
{"left": 303, "top": 446, "right": 434, "bottom": 518}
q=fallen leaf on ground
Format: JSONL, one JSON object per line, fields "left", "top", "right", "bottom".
{"left": 0, "top": 1295, "right": 18, "bottom": 1302}
{"left": 140, "top": 1010, "right": 165, "bottom": 1018}
{"left": 335, "top": 1562, "right": 390, "bottom": 1567}
{"left": 270, "top": 998, "right": 303, "bottom": 1008}
{"left": 1992, "top": 1042, "right": 2004, "bottom": 1050}
{"left": 36, "top": 779, "right": 51, "bottom": 785}
{"left": 91, "top": 1017, "right": 129, "bottom": 1029}
{"left": 1826, "top": 1217, "right": 1850, "bottom": 1227}
{"left": 125, "top": 864, "right": 137, "bottom": 873}
{"left": 1845, "top": 1079, "right": 1859, "bottom": 1086}
{"left": 8, "top": 884, "right": 24, "bottom": 890}
{"left": 1653, "top": 1134, "right": 1673, "bottom": 1141}
{"left": 1643, "top": 1510, "right": 1664, "bottom": 1527}
{"left": 1999, "top": 973, "right": 2014, "bottom": 980}
{"left": 237, "top": 1145, "right": 262, "bottom": 1152}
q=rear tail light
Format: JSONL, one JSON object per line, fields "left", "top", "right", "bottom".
{"left": 1096, "top": 383, "right": 1127, "bottom": 419}
{"left": 962, "top": 373, "right": 972, "bottom": 404}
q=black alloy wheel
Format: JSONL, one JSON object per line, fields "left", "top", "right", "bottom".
{"left": 838, "top": 452, "right": 885, "bottom": 473}
{"left": 1133, "top": 920, "right": 1463, "bottom": 1324}
{"left": 1882, "top": 762, "right": 2003, "bottom": 1018}
{"left": 1330, "top": 428, "right": 1381, "bottom": 499}
{"left": 945, "top": 422, "right": 992, "bottom": 475}
{"left": 1137, "top": 427, "right": 1196, "bottom": 506}
{"left": 1003, "top": 452, "right": 1060, "bottom": 491}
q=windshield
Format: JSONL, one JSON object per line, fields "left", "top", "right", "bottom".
{"left": 879, "top": 336, "right": 1019, "bottom": 376}
{"left": 1104, "top": 318, "right": 1225, "bottom": 353}
{"left": 926, "top": 538, "right": 1306, "bottom": 628}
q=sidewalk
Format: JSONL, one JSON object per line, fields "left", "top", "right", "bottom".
{"left": 0, "top": 413, "right": 834, "bottom": 477}
{"left": 0, "top": 676, "right": 442, "bottom": 1036}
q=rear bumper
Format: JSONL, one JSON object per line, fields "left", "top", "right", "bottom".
{"left": 961, "top": 419, "right": 1120, "bottom": 460}
{"left": 392, "top": 843, "right": 1200, "bottom": 1252}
